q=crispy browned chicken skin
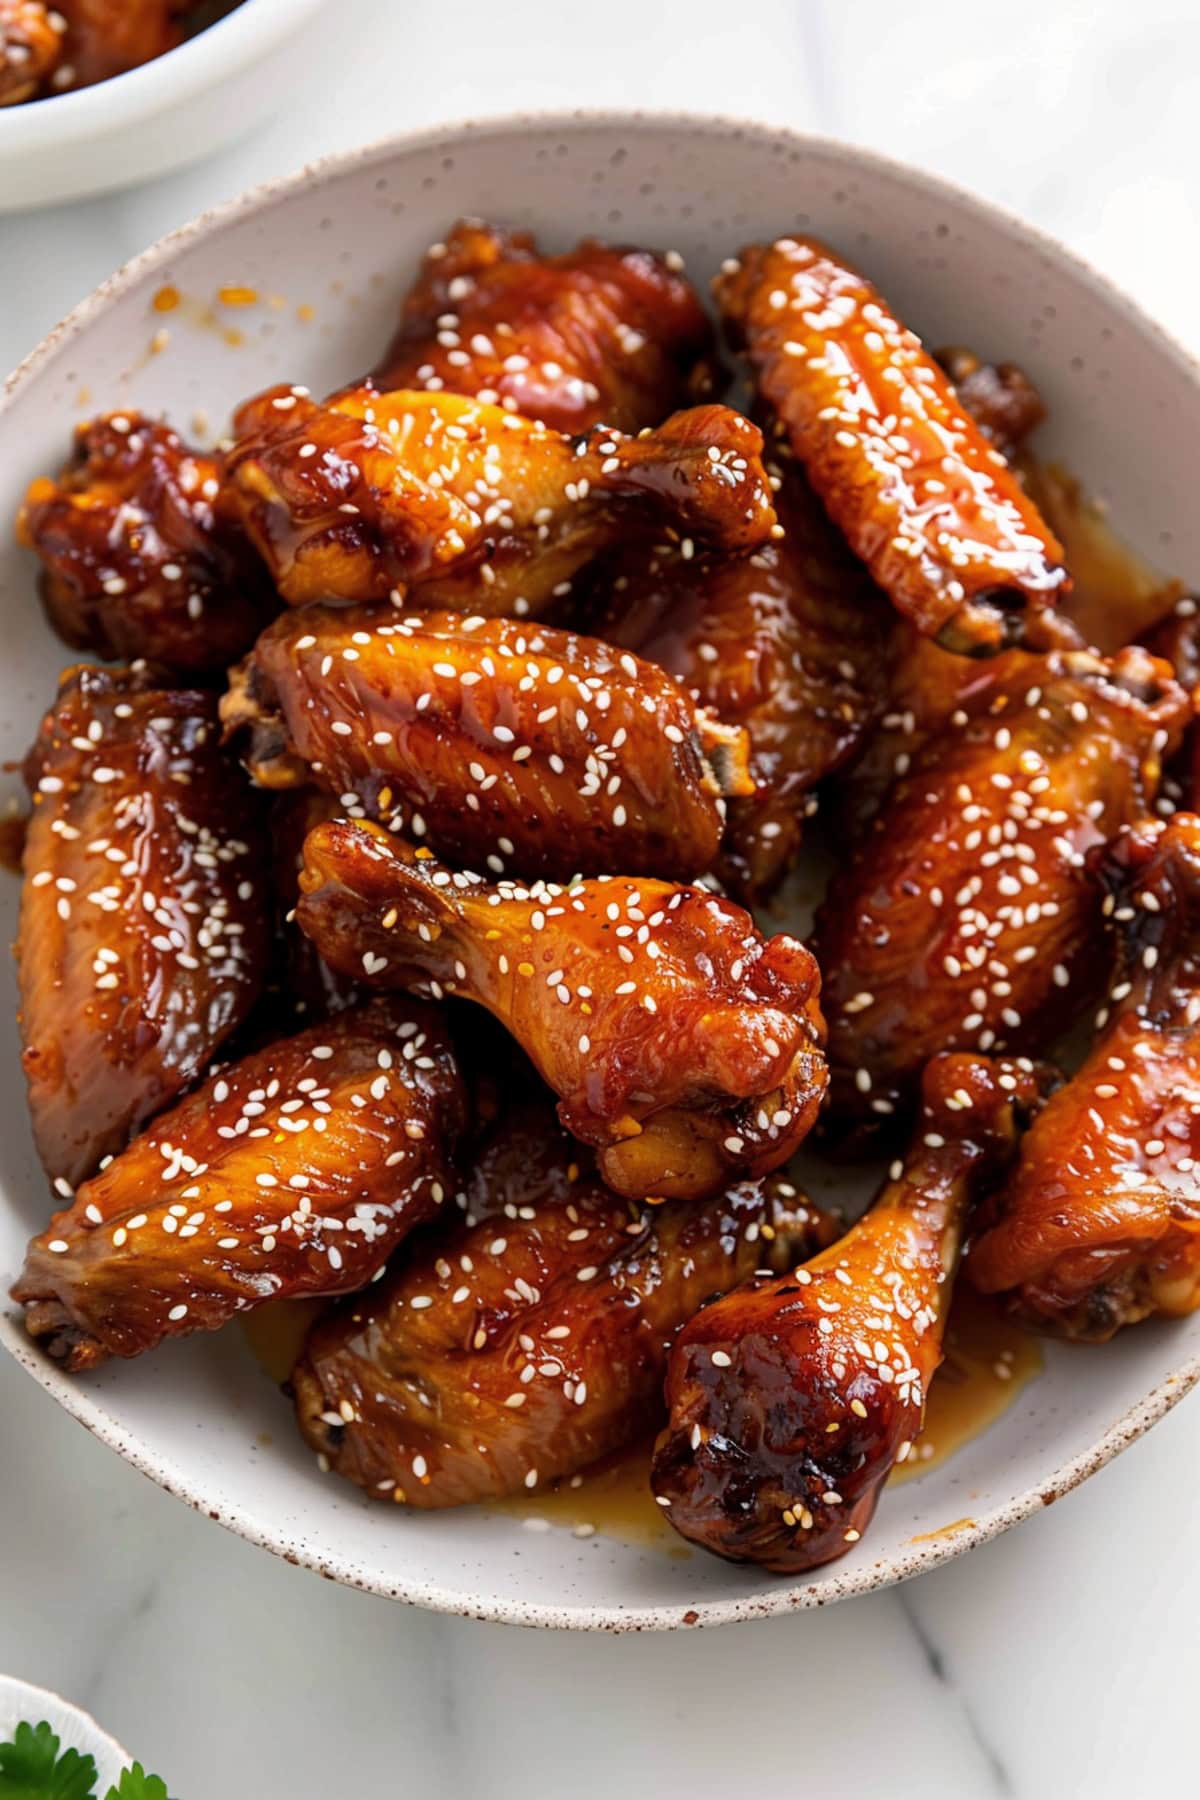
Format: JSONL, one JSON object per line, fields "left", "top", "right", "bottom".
{"left": 372, "top": 219, "right": 718, "bottom": 432}
{"left": 970, "top": 815, "right": 1200, "bottom": 1336}
{"left": 54, "top": 0, "right": 179, "bottom": 90}
{"left": 18, "top": 412, "right": 273, "bottom": 677}
{"left": 19, "top": 665, "right": 268, "bottom": 1189}
{"left": 296, "top": 819, "right": 828, "bottom": 1200}
{"left": 591, "top": 456, "right": 888, "bottom": 902}
{"left": 716, "top": 237, "right": 1069, "bottom": 654}
{"left": 223, "top": 603, "right": 751, "bottom": 884}
{"left": 0, "top": 1, "right": 64, "bottom": 102}
{"left": 814, "top": 647, "right": 1187, "bottom": 1134}
{"left": 225, "top": 385, "right": 776, "bottom": 615}
{"left": 292, "top": 1101, "right": 836, "bottom": 1505}
{"left": 12, "top": 999, "right": 466, "bottom": 1371}
{"left": 652, "top": 1053, "right": 1051, "bottom": 1571}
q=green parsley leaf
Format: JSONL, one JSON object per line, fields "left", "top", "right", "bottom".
{"left": 102, "top": 1766, "right": 170, "bottom": 1800}
{"left": 0, "top": 1719, "right": 98, "bottom": 1800}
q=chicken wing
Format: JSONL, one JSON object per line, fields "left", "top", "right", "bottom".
{"left": 222, "top": 602, "right": 751, "bottom": 883}
{"left": 268, "top": 787, "right": 360, "bottom": 1021}
{"left": 18, "top": 412, "right": 273, "bottom": 677}
{"left": 969, "top": 814, "right": 1200, "bottom": 1337}
{"left": 225, "top": 385, "right": 776, "bottom": 615}
{"left": 296, "top": 819, "right": 828, "bottom": 1200}
{"left": 53, "top": 0, "right": 178, "bottom": 91}
{"left": 590, "top": 456, "right": 889, "bottom": 901}
{"left": 652, "top": 1053, "right": 1051, "bottom": 1572}
{"left": 814, "top": 647, "right": 1188, "bottom": 1134}
{"left": 371, "top": 218, "right": 718, "bottom": 432}
{"left": 292, "top": 1101, "right": 836, "bottom": 1505}
{"left": 715, "top": 237, "right": 1069, "bottom": 653}
{"left": 935, "top": 346, "right": 1046, "bottom": 459}
{"left": 19, "top": 665, "right": 269, "bottom": 1189}
{"left": 0, "top": 1, "right": 64, "bottom": 103}
{"left": 1143, "top": 598, "right": 1200, "bottom": 814}
{"left": 12, "top": 998, "right": 467, "bottom": 1371}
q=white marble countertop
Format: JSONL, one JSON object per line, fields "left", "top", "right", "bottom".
{"left": 3, "top": 2, "right": 1200, "bottom": 1793}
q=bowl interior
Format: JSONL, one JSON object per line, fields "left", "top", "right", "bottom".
{"left": 1, "top": 115, "right": 1197, "bottom": 1628}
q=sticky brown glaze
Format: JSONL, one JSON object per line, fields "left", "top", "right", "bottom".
{"left": 223, "top": 603, "right": 751, "bottom": 884}
{"left": 591, "top": 459, "right": 889, "bottom": 902}
{"left": 12, "top": 999, "right": 467, "bottom": 1371}
{"left": 18, "top": 413, "right": 274, "bottom": 677}
{"left": 970, "top": 815, "right": 1200, "bottom": 1337}
{"left": 814, "top": 647, "right": 1188, "bottom": 1136}
{"left": 53, "top": 0, "right": 179, "bottom": 91}
{"left": 0, "top": 1, "right": 64, "bottom": 102}
{"left": 225, "top": 384, "right": 776, "bottom": 615}
{"left": 292, "top": 1101, "right": 837, "bottom": 1506}
{"left": 19, "top": 665, "right": 269, "bottom": 1189}
{"left": 371, "top": 218, "right": 719, "bottom": 432}
{"left": 715, "top": 237, "right": 1069, "bottom": 654}
{"left": 652, "top": 1053, "right": 1051, "bottom": 1571}
{"left": 296, "top": 819, "right": 828, "bottom": 1200}
{"left": 935, "top": 347, "right": 1046, "bottom": 459}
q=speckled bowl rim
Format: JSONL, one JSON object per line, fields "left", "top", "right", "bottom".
{"left": 3, "top": 108, "right": 1199, "bottom": 1631}
{"left": 0, "top": 1673, "right": 132, "bottom": 1773}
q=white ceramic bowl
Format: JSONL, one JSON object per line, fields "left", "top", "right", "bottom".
{"left": 2, "top": 112, "right": 1199, "bottom": 1630}
{"left": 0, "top": 0, "right": 331, "bottom": 212}
{"left": 0, "top": 1674, "right": 132, "bottom": 1788}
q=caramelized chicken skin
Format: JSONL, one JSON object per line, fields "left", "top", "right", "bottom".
{"left": 54, "top": 0, "right": 179, "bottom": 90}
{"left": 267, "top": 788, "right": 359, "bottom": 1021}
{"left": 652, "top": 1053, "right": 1051, "bottom": 1571}
{"left": 935, "top": 346, "right": 1046, "bottom": 459}
{"left": 18, "top": 412, "right": 273, "bottom": 677}
{"left": 292, "top": 1103, "right": 837, "bottom": 1506}
{"left": 226, "top": 385, "right": 776, "bottom": 615}
{"left": 0, "top": 1, "right": 64, "bottom": 103}
{"left": 296, "top": 819, "right": 828, "bottom": 1200}
{"left": 592, "top": 458, "right": 889, "bottom": 901}
{"left": 814, "top": 647, "right": 1187, "bottom": 1134}
{"left": 716, "top": 237, "right": 1069, "bottom": 654}
{"left": 970, "top": 815, "right": 1200, "bottom": 1336}
{"left": 19, "top": 665, "right": 268, "bottom": 1189}
{"left": 12, "top": 999, "right": 466, "bottom": 1371}
{"left": 373, "top": 219, "right": 718, "bottom": 432}
{"left": 223, "top": 603, "right": 751, "bottom": 883}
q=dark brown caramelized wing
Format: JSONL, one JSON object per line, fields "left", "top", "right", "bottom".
{"left": 814, "top": 647, "right": 1187, "bottom": 1135}
{"left": 12, "top": 999, "right": 467, "bottom": 1370}
{"left": 970, "top": 815, "right": 1200, "bottom": 1336}
{"left": 292, "top": 1103, "right": 836, "bottom": 1505}
{"left": 593, "top": 460, "right": 889, "bottom": 901}
{"left": 223, "top": 603, "right": 751, "bottom": 883}
{"left": 935, "top": 346, "right": 1046, "bottom": 460}
{"left": 653, "top": 1054, "right": 1051, "bottom": 1571}
{"left": 296, "top": 819, "right": 827, "bottom": 1200}
{"left": 19, "top": 665, "right": 269, "bottom": 1189}
{"left": 372, "top": 219, "right": 718, "bottom": 432}
{"left": 716, "top": 237, "right": 1069, "bottom": 654}
{"left": 0, "top": 1, "right": 64, "bottom": 102}
{"left": 225, "top": 384, "right": 776, "bottom": 615}
{"left": 18, "top": 412, "right": 273, "bottom": 676}
{"left": 267, "top": 787, "right": 360, "bottom": 1021}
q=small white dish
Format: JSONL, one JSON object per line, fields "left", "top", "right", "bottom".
{"left": 1, "top": 112, "right": 1198, "bottom": 1629}
{"left": 0, "top": 0, "right": 331, "bottom": 212}
{"left": 0, "top": 1673, "right": 132, "bottom": 1789}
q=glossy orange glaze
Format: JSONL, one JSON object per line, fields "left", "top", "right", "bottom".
{"left": 12, "top": 999, "right": 467, "bottom": 1370}
{"left": 970, "top": 814, "right": 1200, "bottom": 1336}
{"left": 19, "top": 665, "right": 269, "bottom": 1189}
{"left": 372, "top": 219, "right": 719, "bottom": 433}
{"left": 296, "top": 819, "right": 827, "bottom": 1200}
{"left": 0, "top": 0, "right": 246, "bottom": 103}
{"left": 292, "top": 1102, "right": 835, "bottom": 1506}
{"left": 717, "top": 237, "right": 1069, "bottom": 653}
{"left": 590, "top": 458, "right": 889, "bottom": 902}
{"left": 224, "top": 603, "right": 749, "bottom": 884}
{"left": 18, "top": 411, "right": 275, "bottom": 676}
{"left": 0, "top": 1, "right": 64, "bottom": 103}
{"left": 815, "top": 647, "right": 1187, "bottom": 1134}
{"left": 225, "top": 384, "right": 776, "bottom": 615}
{"left": 652, "top": 1054, "right": 1052, "bottom": 1573}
